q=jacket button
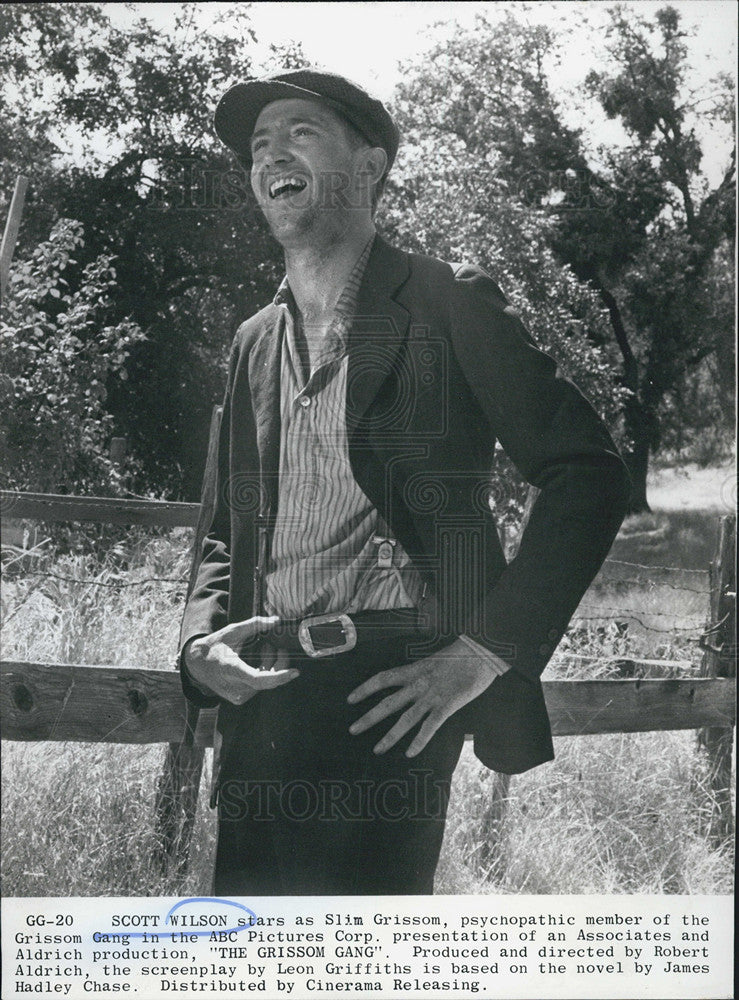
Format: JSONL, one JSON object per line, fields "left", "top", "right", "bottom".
{"left": 299, "top": 395, "right": 311, "bottom": 408}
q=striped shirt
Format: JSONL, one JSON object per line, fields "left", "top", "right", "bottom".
{"left": 263, "top": 236, "right": 509, "bottom": 679}
{"left": 265, "top": 237, "right": 422, "bottom": 618}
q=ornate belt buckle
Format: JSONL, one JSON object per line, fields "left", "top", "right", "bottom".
{"left": 298, "top": 613, "right": 358, "bottom": 658}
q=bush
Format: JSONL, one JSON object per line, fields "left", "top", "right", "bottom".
{"left": 1, "top": 218, "right": 145, "bottom": 496}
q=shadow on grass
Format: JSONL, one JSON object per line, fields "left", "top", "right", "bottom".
{"left": 609, "top": 509, "right": 724, "bottom": 572}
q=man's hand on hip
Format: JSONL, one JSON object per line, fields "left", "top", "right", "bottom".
{"left": 184, "top": 616, "right": 299, "bottom": 705}
{"left": 347, "top": 638, "right": 501, "bottom": 757}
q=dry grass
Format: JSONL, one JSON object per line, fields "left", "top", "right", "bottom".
{"left": 436, "top": 732, "right": 733, "bottom": 895}
{"left": 1, "top": 490, "right": 734, "bottom": 897}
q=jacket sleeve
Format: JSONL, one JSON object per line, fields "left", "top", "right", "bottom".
{"left": 450, "top": 264, "right": 631, "bottom": 684}
{"left": 177, "top": 336, "right": 242, "bottom": 708}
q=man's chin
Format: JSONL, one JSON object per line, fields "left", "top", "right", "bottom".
{"left": 264, "top": 208, "right": 320, "bottom": 246}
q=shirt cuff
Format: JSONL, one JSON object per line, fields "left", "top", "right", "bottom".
{"left": 458, "top": 633, "right": 512, "bottom": 679}
{"left": 180, "top": 635, "right": 219, "bottom": 700}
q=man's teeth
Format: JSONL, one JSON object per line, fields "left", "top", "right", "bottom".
{"left": 269, "top": 177, "right": 307, "bottom": 198}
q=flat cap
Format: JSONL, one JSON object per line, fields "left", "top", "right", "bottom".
{"left": 214, "top": 67, "right": 400, "bottom": 175}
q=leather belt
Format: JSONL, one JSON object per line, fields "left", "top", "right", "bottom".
{"left": 263, "top": 608, "right": 431, "bottom": 660}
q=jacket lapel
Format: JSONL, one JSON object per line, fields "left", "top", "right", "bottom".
{"left": 244, "top": 236, "right": 411, "bottom": 505}
{"left": 248, "top": 308, "right": 283, "bottom": 514}
{"left": 346, "top": 235, "right": 411, "bottom": 434}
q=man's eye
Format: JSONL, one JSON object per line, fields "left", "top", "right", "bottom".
{"left": 251, "top": 140, "right": 267, "bottom": 153}
{"left": 293, "top": 126, "right": 314, "bottom": 137}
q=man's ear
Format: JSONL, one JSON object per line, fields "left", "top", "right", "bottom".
{"left": 363, "top": 145, "right": 388, "bottom": 185}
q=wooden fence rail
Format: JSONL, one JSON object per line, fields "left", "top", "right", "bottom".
{"left": 2, "top": 463, "right": 735, "bottom": 871}
{"left": 3, "top": 661, "right": 734, "bottom": 747}
{"left": 1, "top": 490, "right": 199, "bottom": 527}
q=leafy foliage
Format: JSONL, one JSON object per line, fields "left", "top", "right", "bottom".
{"left": 391, "top": 6, "right": 734, "bottom": 509}
{"left": 1, "top": 219, "right": 145, "bottom": 494}
{"left": 381, "top": 160, "right": 627, "bottom": 432}
{"left": 1, "top": 3, "right": 280, "bottom": 498}
{"left": 378, "top": 118, "right": 629, "bottom": 522}
{"left": 1, "top": 4, "right": 733, "bottom": 506}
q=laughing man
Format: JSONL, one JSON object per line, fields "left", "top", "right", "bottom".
{"left": 179, "top": 69, "right": 630, "bottom": 895}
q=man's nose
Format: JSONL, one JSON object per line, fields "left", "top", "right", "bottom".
{"left": 262, "top": 135, "right": 293, "bottom": 168}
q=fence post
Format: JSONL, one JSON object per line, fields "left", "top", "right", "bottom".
{"left": 697, "top": 515, "right": 736, "bottom": 844}
{"left": 479, "top": 485, "right": 541, "bottom": 875}
{"left": 110, "top": 437, "right": 127, "bottom": 469}
{"left": 154, "top": 405, "right": 222, "bottom": 874}
{"left": 1, "top": 175, "right": 28, "bottom": 305}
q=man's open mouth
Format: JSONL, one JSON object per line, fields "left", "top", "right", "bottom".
{"left": 269, "top": 176, "right": 308, "bottom": 199}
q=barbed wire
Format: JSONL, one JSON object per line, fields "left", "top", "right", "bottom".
{"left": 10, "top": 572, "right": 709, "bottom": 599}
{"left": 4, "top": 569, "right": 187, "bottom": 588}
{"left": 2, "top": 555, "right": 721, "bottom": 642}
{"left": 5, "top": 576, "right": 710, "bottom": 636}
{"left": 6, "top": 567, "right": 709, "bottom": 594}
{"left": 603, "top": 558, "right": 708, "bottom": 575}
{"left": 2, "top": 550, "right": 711, "bottom": 578}
{"left": 578, "top": 602, "right": 705, "bottom": 620}
{"left": 596, "top": 575, "right": 707, "bottom": 593}
{"left": 571, "top": 614, "right": 701, "bottom": 633}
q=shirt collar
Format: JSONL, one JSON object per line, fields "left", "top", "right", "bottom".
{"left": 273, "top": 275, "right": 292, "bottom": 309}
{"left": 272, "top": 233, "right": 375, "bottom": 322}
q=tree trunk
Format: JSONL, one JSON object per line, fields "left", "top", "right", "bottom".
{"left": 591, "top": 279, "right": 653, "bottom": 513}
{"left": 624, "top": 430, "right": 651, "bottom": 513}
{"left": 622, "top": 393, "right": 657, "bottom": 514}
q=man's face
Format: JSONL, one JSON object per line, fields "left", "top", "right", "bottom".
{"left": 249, "top": 97, "right": 369, "bottom": 247}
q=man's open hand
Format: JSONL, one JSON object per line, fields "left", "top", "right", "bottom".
{"left": 184, "top": 616, "right": 299, "bottom": 705}
{"left": 347, "top": 639, "right": 499, "bottom": 757}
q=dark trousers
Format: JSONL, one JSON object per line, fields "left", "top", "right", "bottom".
{"left": 214, "top": 647, "right": 465, "bottom": 895}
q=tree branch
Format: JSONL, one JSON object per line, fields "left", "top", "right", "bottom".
{"left": 592, "top": 274, "right": 638, "bottom": 386}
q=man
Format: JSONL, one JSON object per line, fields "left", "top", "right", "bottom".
{"left": 179, "top": 69, "right": 630, "bottom": 895}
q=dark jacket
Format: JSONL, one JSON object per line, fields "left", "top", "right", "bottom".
{"left": 179, "top": 235, "right": 630, "bottom": 774}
